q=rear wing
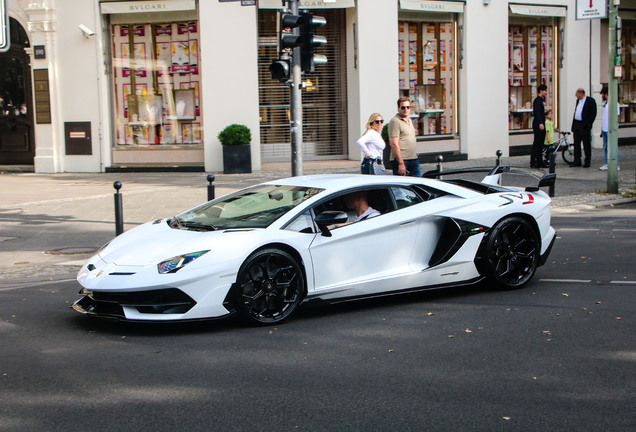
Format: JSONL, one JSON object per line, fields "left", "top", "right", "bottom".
{"left": 422, "top": 165, "right": 556, "bottom": 193}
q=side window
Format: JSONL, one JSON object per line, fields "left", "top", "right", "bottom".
{"left": 391, "top": 187, "right": 424, "bottom": 209}
{"left": 285, "top": 210, "right": 315, "bottom": 233}
{"left": 308, "top": 188, "right": 391, "bottom": 228}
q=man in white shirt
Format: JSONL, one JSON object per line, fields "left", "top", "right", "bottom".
{"left": 344, "top": 191, "right": 380, "bottom": 222}
{"left": 599, "top": 87, "right": 620, "bottom": 171}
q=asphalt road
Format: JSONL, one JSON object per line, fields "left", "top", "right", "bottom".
{"left": 1, "top": 204, "right": 634, "bottom": 432}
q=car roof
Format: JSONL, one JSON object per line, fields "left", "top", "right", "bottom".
{"left": 262, "top": 174, "right": 483, "bottom": 198}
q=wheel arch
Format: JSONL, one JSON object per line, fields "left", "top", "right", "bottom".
{"left": 224, "top": 242, "right": 309, "bottom": 310}
{"left": 251, "top": 242, "right": 308, "bottom": 288}
{"left": 506, "top": 212, "right": 541, "bottom": 240}
{"left": 474, "top": 212, "right": 541, "bottom": 272}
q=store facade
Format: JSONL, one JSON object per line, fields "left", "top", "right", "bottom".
{"left": 608, "top": 0, "right": 636, "bottom": 143}
{"left": 1, "top": 0, "right": 629, "bottom": 173}
{"left": 507, "top": 4, "right": 563, "bottom": 153}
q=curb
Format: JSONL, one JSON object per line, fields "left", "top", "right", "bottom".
{"left": 592, "top": 196, "right": 636, "bottom": 208}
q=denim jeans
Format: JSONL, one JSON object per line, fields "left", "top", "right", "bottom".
{"left": 392, "top": 158, "right": 422, "bottom": 177}
{"left": 360, "top": 158, "right": 371, "bottom": 174}
{"left": 602, "top": 131, "right": 619, "bottom": 165}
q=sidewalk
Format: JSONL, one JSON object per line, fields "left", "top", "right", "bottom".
{"left": 1, "top": 149, "right": 635, "bottom": 288}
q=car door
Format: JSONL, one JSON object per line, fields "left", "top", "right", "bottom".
{"left": 307, "top": 187, "right": 422, "bottom": 297}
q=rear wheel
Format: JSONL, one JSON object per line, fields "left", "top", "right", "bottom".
{"left": 234, "top": 248, "right": 305, "bottom": 325}
{"left": 561, "top": 143, "right": 575, "bottom": 165}
{"left": 480, "top": 217, "right": 539, "bottom": 290}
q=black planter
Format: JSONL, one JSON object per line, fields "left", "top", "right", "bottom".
{"left": 222, "top": 145, "right": 252, "bottom": 174}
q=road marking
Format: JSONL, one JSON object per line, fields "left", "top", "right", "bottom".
{"left": 556, "top": 228, "right": 600, "bottom": 232}
{"left": 611, "top": 229, "right": 636, "bottom": 232}
{"left": 0, "top": 278, "right": 76, "bottom": 291}
{"left": 539, "top": 279, "right": 636, "bottom": 285}
{"left": 539, "top": 279, "right": 592, "bottom": 283}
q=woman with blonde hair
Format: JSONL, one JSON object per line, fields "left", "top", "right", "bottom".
{"left": 356, "top": 112, "right": 386, "bottom": 174}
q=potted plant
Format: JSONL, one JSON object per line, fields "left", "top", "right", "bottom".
{"left": 218, "top": 124, "right": 252, "bottom": 174}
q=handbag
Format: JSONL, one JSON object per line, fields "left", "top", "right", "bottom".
{"left": 371, "top": 158, "right": 386, "bottom": 175}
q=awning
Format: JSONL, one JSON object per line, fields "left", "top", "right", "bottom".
{"left": 509, "top": 4, "right": 567, "bottom": 18}
{"left": 259, "top": 0, "right": 354, "bottom": 9}
{"left": 100, "top": 0, "right": 196, "bottom": 14}
{"left": 400, "top": 0, "right": 465, "bottom": 14}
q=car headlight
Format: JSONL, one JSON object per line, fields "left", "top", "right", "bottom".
{"left": 157, "top": 250, "right": 209, "bottom": 274}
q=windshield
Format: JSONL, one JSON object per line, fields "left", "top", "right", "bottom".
{"left": 171, "top": 184, "right": 324, "bottom": 230}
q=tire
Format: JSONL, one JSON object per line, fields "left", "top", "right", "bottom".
{"left": 480, "top": 217, "right": 539, "bottom": 290}
{"left": 561, "top": 143, "right": 575, "bottom": 165}
{"left": 234, "top": 248, "right": 305, "bottom": 325}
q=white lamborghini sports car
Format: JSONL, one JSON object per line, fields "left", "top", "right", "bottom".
{"left": 73, "top": 166, "right": 557, "bottom": 325}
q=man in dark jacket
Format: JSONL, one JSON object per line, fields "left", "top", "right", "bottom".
{"left": 531, "top": 84, "right": 548, "bottom": 168}
{"left": 570, "top": 88, "right": 597, "bottom": 167}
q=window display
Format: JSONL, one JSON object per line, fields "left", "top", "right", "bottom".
{"left": 508, "top": 24, "right": 556, "bottom": 131}
{"left": 398, "top": 21, "right": 455, "bottom": 137}
{"left": 617, "top": 25, "right": 636, "bottom": 124}
{"left": 111, "top": 22, "right": 202, "bottom": 146}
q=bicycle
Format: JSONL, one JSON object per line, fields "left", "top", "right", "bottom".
{"left": 543, "top": 131, "right": 574, "bottom": 165}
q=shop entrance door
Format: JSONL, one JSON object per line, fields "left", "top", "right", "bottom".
{"left": 0, "top": 19, "right": 34, "bottom": 165}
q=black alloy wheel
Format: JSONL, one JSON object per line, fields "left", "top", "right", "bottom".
{"left": 561, "top": 143, "right": 575, "bottom": 165}
{"left": 235, "top": 248, "right": 305, "bottom": 325}
{"left": 481, "top": 217, "right": 539, "bottom": 289}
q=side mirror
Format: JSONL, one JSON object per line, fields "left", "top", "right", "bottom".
{"left": 314, "top": 210, "right": 348, "bottom": 237}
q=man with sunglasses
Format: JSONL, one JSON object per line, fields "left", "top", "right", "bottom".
{"left": 388, "top": 96, "right": 421, "bottom": 177}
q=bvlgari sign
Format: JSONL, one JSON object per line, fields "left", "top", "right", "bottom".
{"left": 259, "top": 0, "right": 354, "bottom": 8}
{"left": 400, "top": 0, "right": 464, "bottom": 14}
{"left": 100, "top": 0, "right": 196, "bottom": 14}
{"left": 509, "top": 4, "right": 566, "bottom": 17}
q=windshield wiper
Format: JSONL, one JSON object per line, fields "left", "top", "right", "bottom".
{"left": 179, "top": 221, "right": 217, "bottom": 231}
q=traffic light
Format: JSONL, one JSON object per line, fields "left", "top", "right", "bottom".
{"left": 279, "top": 11, "right": 303, "bottom": 50}
{"left": 269, "top": 52, "right": 291, "bottom": 83}
{"left": 299, "top": 11, "right": 327, "bottom": 74}
{"left": 269, "top": 11, "right": 303, "bottom": 82}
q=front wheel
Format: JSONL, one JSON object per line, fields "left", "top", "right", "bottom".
{"left": 479, "top": 217, "right": 539, "bottom": 290}
{"left": 561, "top": 143, "right": 575, "bottom": 165}
{"left": 234, "top": 248, "right": 305, "bottom": 325}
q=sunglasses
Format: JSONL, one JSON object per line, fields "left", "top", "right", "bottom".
{"left": 373, "top": 119, "right": 384, "bottom": 124}
{"left": 400, "top": 105, "right": 411, "bottom": 110}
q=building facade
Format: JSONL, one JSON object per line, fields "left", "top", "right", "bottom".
{"left": 0, "top": 0, "right": 632, "bottom": 173}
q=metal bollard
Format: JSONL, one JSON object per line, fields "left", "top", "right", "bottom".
{"left": 496, "top": 149, "right": 502, "bottom": 166}
{"left": 113, "top": 181, "right": 124, "bottom": 236}
{"left": 436, "top": 155, "right": 444, "bottom": 172}
{"left": 207, "top": 174, "right": 216, "bottom": 201}
{"left": 548, "top": 151, "right": 556, "bottom": 198}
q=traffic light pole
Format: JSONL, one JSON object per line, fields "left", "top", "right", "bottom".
{"left": 289, "top": 0, "right": 303, "bottom": 177}
{"left": 607, "top": 2, "right": 619, "bottom": 194}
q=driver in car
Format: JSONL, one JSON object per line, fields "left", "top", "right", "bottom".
{"left": 343, "top": 191, "right": 380, "bottom": 223}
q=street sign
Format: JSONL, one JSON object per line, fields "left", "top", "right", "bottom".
{"left": 576, "top": 0, "right": 608, "bottom": 20}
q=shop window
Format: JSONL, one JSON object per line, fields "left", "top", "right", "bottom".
{"left": 508, "top": 25, "right": 555, "bottom": 131}
{"left": 110, "top": 22, "right": 202, "bottom": 146}
{"left": 398, "top": 21, "right": 455, "bottom": 138}
{"left": 257, "top": 9, "right": 347, "bottom": 162}
{"left": 617, "top": 26, "right": 636, "bottom": 124}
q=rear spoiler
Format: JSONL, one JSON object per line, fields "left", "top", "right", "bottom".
{"left": 422, "top": 165, "right": 556, "bottom": 192}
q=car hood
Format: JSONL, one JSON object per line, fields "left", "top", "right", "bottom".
{"left": 98, "top": 219, "right": 252, "bottom": 266}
